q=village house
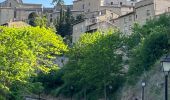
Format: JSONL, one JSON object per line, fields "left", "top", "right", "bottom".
{"left": 72, "top": 0, "right": 137, "bottom": 43}
{"left": 114, "top": 0, "right": 170, "bottom": 34}
{"left": 0, "top": 0, "right": 44, "bottom": 25}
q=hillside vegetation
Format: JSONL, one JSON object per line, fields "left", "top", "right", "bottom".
{"left": 1, "top": 14, "right": 170, "bottom": 100}
{"left": 49, "top": 14, "right": 170, "bottom": 100}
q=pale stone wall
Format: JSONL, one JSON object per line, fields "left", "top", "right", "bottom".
{"left": 89, "top": 21, "right": 115, "bottom": 31}
{"left": 120, "top": 6, "right": 134, "bottom": 15}
{"left": 135, "top": 0, "right": 155, "bottom": 25}
{"left": 85, "top": 9, "right": 119, "bottom": 19}
{"left": 21, "top": 4, "right": 42, "bottom": 8}
{"left": 0, "top": 0, "right": 21, "bottom": 7}
{"left": 100, "top": 6, "right": 121, "bottom": 15}
{"left": 114, "top": 12, "right": 135, "bottom": 35}
{"left": 155, "top": 0, "right": 170, "bottom": 15}
{"left": 72, "top": 21, "right": 87, "bottom": 43}
{"left": 103, "top": 0, "right": 136, "bottom": 6}
{"left": 15, "top": 8, "right": 42, "bottom": 21}
{"left": 73, "top": 0, "right": 101, "bottom": 12}
{"left": 0, "top": 0, "right": 43, "bottom": 25}
{"left": 0, "top": 8, "right": 14, "bottom": 25}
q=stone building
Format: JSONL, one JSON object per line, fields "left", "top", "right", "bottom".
{"left": 114, "top": 0, "right": 170, "bottom": 34}
{"left": 72, "top": 9, "right": 117, "bottom": 43}
{"left": 0, "top": 0, "right": 44, "bottom": 25}
{"left": 72, "top": 0, "right": 170, "bottom": 42}
{"left": 72, "top": 0, "right": 137, "bottom": 43}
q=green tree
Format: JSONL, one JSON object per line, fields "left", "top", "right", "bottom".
{"left": 0, "top": 26, "right": 68, "bottom": 99}
{"left": 55, "top": 7, "right": 74, "bottom": 38}
{"left": 52, "top": 0, "right": 64, "bottom": 5}
{"left": 125, "top": 14, "right": 170, "bottom": 84}
{"left": 60, "top": 29, "right": 125, "bottom": 99}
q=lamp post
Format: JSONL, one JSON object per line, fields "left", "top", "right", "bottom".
{"left": 108, "top": 85, "right": 112, "bottom": 100}
{"left": 161, "top": 55, "right": 170, "bottom": 100}
{"left": 141, "top": 81, "right": 146, "bottom": 100}
{"left": 70, "top": 86, "right": 74, "bottom": 100}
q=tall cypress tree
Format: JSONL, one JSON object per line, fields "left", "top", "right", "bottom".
{"left": 55, "top": 7, "right": 74, "bottom": 37}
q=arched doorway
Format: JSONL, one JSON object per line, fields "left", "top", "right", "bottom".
{"left": 28, "top": 12, "right": 38, "bottom": 26}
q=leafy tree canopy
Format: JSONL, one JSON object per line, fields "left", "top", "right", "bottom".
{"left": 0, "top": 26, "right": 68, "bottom": 99}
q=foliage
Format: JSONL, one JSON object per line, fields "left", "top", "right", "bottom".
{"left": 28, "top": 12, "right": 39, "bottom": 27}
{"left": 0, "top": 26, "right": 67, "bottom": 99}
{"left": 126, "top": 14, "right": 170, "bottom": 84}
{"left": 59, "top": 29, "right": 125, "bottom": 99}
{"left": 52, "top": 0, "right": 64, "bottom": 5}
{"left": 34, "top": 68, "right": 64, "bottom": 94}
{"left": 34, "top": 15, "right": 48, "bottom": 28}
{"left": 28, "top": 12, "right": 48, "bottom": 28}
{"left": 55, "top": 7, "right": 75, "bottom": 38}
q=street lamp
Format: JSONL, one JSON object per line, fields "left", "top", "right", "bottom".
{"left": 161, "top": 55, "right": 170, "bottom": 100}
{"left": 108, "top": 85, "right": 112, "bottom": 100}
{"left": 141, "top": 81, "right": 146, "bottom": 100}
{"left": 70, "top": 86, "right": 74, "bottom": 100}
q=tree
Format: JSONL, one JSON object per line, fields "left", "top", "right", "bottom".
{"left": 60, "top": 29, "right": 125, "bottom": 99}
{"left": 52, "top": 0, "right": 64, "bottom": 5}
{"left": 55, "top": 7, "right": 74, "bottom": 38}
{"left": 28, "top": 12, "right": 48, "bottom": 28}
{"left": 125, "top": 14, "right": 170, "bottom": 84}
{"left": 0, "top": 26, "right": 68, "bottom": 99}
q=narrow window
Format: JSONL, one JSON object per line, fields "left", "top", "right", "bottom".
{"left": 120, "top": 2, "right": 122, "bottom": 6}
{"left": 82, "top": 4, "right": 85, "bottom": 9}
{"left": 14, "top": 11, "right": 17, "bottom": 18}
{"left": 146, "top": 10, "right": 150, "bottom": 16}
{"left": 9, "top": 3, "right": 11, "bottom": 7}
{"left": 129, "top": 15, "right": 132, "bottom": 21}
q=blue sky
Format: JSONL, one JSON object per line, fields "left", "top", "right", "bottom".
{"left": 0, "top": 0, "right": 73, "bottom": 7}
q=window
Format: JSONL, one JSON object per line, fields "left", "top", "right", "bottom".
{"left": 88, "top": 9, "right": 90, "bottom": 12}
{"left": 146, "top": 10, "right": 151, "bottom": 16}
{"left": 120, "top": 2, "right": 122, "bottom": 6}
{"left": 124, "top": 18, "right": 127, "bottom": 24}
{"left": 111, "top": 2, "right": 113, "bottom": 5}
{"left": 129, "top": 15, "right": 132, "bottom": 21}
{"left": 9, "top": 3, "right": 11, "bottom": 7}
{"left": 129, "top": 7, "right": 131, "bottom": 10}
{"left": 89, "top": 2, "right": 90, "bottom": 6}
{"left": 82, "top": 4, "right": 85, "bottom": 9}
{"left": 14, "top": 11, "right": 17, "bottom": 18}
{"left": 136, "top": 15, "right": 137, "bottom": 19}
{"left": 129, "top": 25, "right": 132, "bottom": 30}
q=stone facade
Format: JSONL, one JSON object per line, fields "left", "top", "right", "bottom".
{"left": 72, "top": 0, "right": 136, "bottom": 43}
{"left": 114, "top": 0, "right": 170, "bottom": 35}
{"left": 72, "top": 0, "right": 170, "bottom": 43}
{"left": 0, "top": 0, "right": 43, "bottom": 25}
{"left": 72, "top": 9, "right": 116, "bottom": 43}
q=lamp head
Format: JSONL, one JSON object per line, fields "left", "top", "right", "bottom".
{"left": 161, "top": 55, "right": 170, "bottom": 74}
{"left": 142, "top": 81, "right": 146, "bottom": 87}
